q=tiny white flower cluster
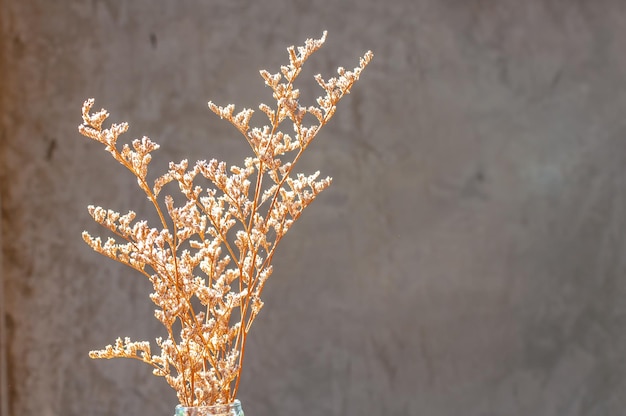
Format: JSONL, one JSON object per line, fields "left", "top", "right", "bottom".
{"left": 79, "top": 32, "right": 372, "bottom": 406}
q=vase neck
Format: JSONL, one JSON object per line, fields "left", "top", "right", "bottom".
{"left": 174, "top": 399, "right": 244, "bottom": 416}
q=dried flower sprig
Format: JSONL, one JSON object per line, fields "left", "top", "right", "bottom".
{"left": 80, "top": 32, "right": 372, "bottom": 406}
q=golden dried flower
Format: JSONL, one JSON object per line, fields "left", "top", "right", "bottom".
{"left": 80, "top": 32, "right": 372, "bottom": 406}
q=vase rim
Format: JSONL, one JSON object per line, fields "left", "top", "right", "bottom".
{"left": 175, "top": 399, "right": 241, "bottom": 410}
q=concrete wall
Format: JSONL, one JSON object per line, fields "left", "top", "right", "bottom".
{"left": 3, "top": 1, "right": 626, "bottom": 415}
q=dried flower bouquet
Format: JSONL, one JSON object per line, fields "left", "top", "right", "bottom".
{"left": 79, "top": 32, "right": 372, "bottom": 406}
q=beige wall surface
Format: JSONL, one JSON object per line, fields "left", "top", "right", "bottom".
{"left": 4, "top": 1, "right": 626, "bottom": 415}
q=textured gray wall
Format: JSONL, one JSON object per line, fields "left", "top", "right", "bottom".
{"left": 3, "top": 1, "right": 626, "bottom": 415}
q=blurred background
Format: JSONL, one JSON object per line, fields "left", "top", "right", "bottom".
{"left": 3, "top": 1, "right": 626, "bottom": 415}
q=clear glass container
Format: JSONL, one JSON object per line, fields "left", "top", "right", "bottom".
{"left": 174, "top": 400, "right": 244, "bottom": 416}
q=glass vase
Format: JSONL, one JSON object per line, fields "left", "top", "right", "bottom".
{"left": 174, "top": 400, "right": 244, "bottom": 416}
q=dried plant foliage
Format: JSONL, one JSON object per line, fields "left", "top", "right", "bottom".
{"left": 79, "top": 32, "right": 372, "bottom": 406}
